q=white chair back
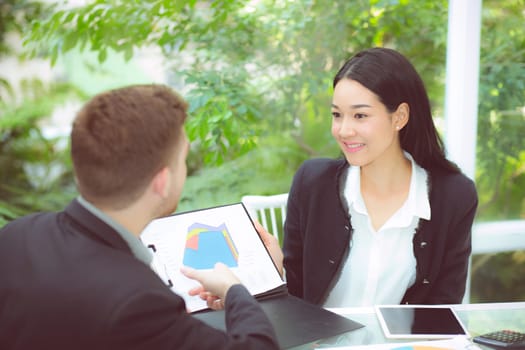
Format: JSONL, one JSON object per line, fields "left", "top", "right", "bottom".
{"left": 241, "top": 193, "right": 288, "bottom": 242}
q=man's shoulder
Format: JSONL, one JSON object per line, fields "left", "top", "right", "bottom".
{"left": 0, "top": 211, "right": 59, "bottom": 236}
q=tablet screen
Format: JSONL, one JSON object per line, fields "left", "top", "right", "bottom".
{"left": 375, "top": 305, "right": 469, "bottom": 339}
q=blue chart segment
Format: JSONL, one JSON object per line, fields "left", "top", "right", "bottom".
{"left": 183, "top": 222, "right": 239, "bottom": 269}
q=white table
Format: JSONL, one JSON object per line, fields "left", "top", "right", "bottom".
{"left": 288, "top": 302, "right": 525, "bottom": 349}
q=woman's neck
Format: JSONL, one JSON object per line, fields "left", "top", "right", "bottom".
{"left": 360, "top": 151, "right": 412, "bottom": 195}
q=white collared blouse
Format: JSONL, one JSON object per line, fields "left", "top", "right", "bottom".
{"left": 324, "top": 152, "right": 430, "bottom": 307}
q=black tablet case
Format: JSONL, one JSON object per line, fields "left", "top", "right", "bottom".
{"left": 193, "top": 293, "right": 364, "bottom": 349}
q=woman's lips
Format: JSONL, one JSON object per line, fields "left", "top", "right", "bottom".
{"left": 343, "top": 142, "right": 365, "bottom": 153}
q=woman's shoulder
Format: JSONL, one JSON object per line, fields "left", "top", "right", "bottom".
{"left": 292, "top": 157, "right": 347, "bottom": 187}
{"left": 432, "top": 169, "right": 475, "bottom": 187}
{"left": 298, "top": 157, "right": 347, "bottom": 173}
{"left": 429, "top": 169, "right": 478, "bottom": 202}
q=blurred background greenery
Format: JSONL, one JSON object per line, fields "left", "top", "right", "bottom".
{"left": 1, "top": 0, "right": 524, "bottom": 302}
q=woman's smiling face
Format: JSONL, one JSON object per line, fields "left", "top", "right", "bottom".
{"left": 331, "top": 78, "right": 404, "bottom": 168}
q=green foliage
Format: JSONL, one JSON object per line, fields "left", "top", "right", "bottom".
{"left": 468, "top": 0, "right": 525, "bottom": 302}
{"left": 179, "top": 133, "right": 308, "bottom": 211}
{"left": 183, "top": 68, "right": 263, "bottom": 166}
{"left": 0, "top": 0, "right": 45, "bottom": 55}
{"left": 1, "top": 0, "right": 79, "bottom": 227}
{"left": 475, "top": 0, "right": 525, "bottom": 221}
{"left": 1, "top": 0, "right": 48, "bottom": 100}
{"left": 5, "top": 0, "right": 524, "bottom": 301}
{"left": 472, "top": 251, "right": 525, "bottom": 302}
{"left": 0, "top": 82, "right": 82, "bottom": 227}
{"left": 25, "top": 0, "right": 450, "bottom": 166}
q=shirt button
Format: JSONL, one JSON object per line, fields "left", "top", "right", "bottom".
{"left": 422, "top": 278, "right": 430, "bottom": 284}
{"left": 420, "top": 241, "right": 427, "bottom": 248}
{"left": 344, "top": 225, "right": 350, "bottom": 230}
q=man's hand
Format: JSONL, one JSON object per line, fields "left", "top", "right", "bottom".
{"left": 253, "top": 220, "right": 284, "bottom": 277}
{"left": 180, "top": 262, "right": 240, "bottom": 310}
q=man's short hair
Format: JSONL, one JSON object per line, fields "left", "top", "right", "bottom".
{"left": 71, "top": 84, "right": 188, "bottom": 208}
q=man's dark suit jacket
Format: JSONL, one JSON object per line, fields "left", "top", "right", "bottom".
{"left": 0, "top": 199, "right": 278, "bottom": 350}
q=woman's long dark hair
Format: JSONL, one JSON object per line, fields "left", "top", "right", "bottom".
{"left": 333, "top": 47, "right": 459, "bottom": 174}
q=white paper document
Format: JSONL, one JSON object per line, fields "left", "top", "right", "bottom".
{"left": 140, "top": 203, "right": 285, "bottom": 312}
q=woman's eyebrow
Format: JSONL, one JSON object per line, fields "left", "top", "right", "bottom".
{"left": 331, "top": 103, "right": 372, "bottom": 109}
{"left": 349, "top": 103, "right": 372, "bottom": 109}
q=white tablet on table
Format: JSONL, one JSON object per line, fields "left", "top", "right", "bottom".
{"left": 375, "top": 305, "right": 469, "bottom": 339}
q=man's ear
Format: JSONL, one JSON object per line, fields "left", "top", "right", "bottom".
{"left": 394, "top": 102, "right": 410, "bottom": 130}
{"left": 152, "top": 167, "right": 170, "bottom": 198}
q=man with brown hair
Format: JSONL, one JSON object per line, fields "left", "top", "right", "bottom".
{"left": 0, "top": 84, "right": 279, "bottom": 350}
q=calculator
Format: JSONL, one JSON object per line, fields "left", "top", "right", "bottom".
{"left": 473, "top": 330, "right": 525, "bottom": 349}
